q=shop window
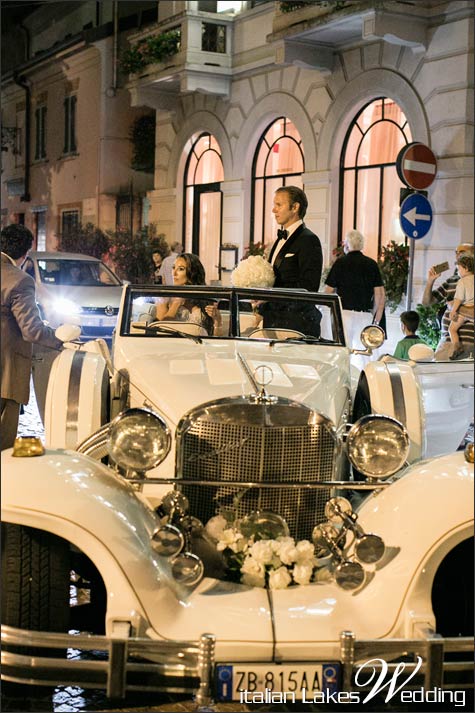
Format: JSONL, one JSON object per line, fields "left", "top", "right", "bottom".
{"left": 251, "top": 117, "right": 304, "bottom": 247}
{"left": 339, "top": 97, "right": 412, "bottom": 260}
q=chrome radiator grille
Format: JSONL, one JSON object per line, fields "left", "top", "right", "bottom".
{"left": 176, "top": 398, "right": 336, "bottom": 541}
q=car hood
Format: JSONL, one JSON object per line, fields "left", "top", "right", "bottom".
{"left": 115, "top": 338, "right": 351, "bottom": 428}
{"left": 37, "top": 283, "right": 122, "bottom": 307}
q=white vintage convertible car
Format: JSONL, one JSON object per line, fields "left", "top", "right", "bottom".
{"left": 2, "top": 285, "right": 473, "bottom": 704}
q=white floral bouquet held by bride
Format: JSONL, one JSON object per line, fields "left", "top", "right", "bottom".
{"left": 231, "top": 254, "right": 275, "bottom": 288}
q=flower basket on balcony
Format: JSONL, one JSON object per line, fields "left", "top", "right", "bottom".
{"left": 378, "top": 240, "right": 410, "bottom": 313}
{"left": 120, "top": 29, "right": 181, "bottom": 75}
{"left": 279, "top": 1, "right": 348, "bottom": 14}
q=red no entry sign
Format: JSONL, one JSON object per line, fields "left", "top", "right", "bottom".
{"left": 396, "top": 142, "right": 437, "bottom": 190}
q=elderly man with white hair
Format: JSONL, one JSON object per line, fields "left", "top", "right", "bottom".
{"left": 324, "top": 229, "right": 386, "bottom": 351}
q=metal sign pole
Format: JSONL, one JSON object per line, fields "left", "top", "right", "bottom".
{"left": 406, "top": 238, "right": 415, "bottom": 311}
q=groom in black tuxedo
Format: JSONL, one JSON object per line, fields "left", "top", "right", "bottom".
{"left": 263, "top": 186, "right": 323, "bottom": 336}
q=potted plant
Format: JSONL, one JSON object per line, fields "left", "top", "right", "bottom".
{"left": 378, "top": 240, "right": 410, "bottom": 312}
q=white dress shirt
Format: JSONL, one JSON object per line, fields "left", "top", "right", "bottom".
{"left": 270, "top": 220, "right": 302, "bottom": 266}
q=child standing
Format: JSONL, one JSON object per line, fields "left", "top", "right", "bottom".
{"left": 393, "top": 311, "right": 427, "bottom": 360}
{"left": 449, "top": 254, "right": 474, "bottom": 359}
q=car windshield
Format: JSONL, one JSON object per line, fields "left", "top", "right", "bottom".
{"left": 121, "top": 286, "right": 346, "bottom": 345}
{"left": 36, "top": 259, "right": 121, "bottom": 287}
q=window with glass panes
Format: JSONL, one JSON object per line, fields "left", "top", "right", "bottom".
{"left": 61, "top": 209, "right": 79, "bottom": 236}
{"left": 35, "top": 105, "right": 47, "bottom": 160}
{"left": 63, "top": 95, "right": 77, "bottom": 154}
{"left": 339, "top": 98, "right": 412, "bottom": 260}
{"left": 251, "top": 117, "right": 304, "bottom": 249}
{"left": 183, "top": 133, "right": 224, "bottom": 249}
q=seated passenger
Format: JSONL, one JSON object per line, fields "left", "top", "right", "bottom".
{"left": 155, "top": 253, "right": 221, "bottom": 335}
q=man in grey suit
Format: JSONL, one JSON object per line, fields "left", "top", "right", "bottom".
{"left": 1, "top": 224, "right": 63, "bottom": 449}
{"left": 264, "top": 186, "right": 323, "bottom": 336}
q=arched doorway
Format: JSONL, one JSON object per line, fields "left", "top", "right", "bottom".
{"left": 183, "top": 133, "right": 224, "bottom": 283}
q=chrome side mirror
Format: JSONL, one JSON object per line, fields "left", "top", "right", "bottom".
{"left": 351, "top": 324, "right": 385, "bottom": 355}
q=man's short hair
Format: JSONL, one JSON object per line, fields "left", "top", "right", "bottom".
{"left": 457, "top": 254, "right": 474, "bottom": 273}
{"left": 400, "top": 310, "right": 420, "bottom": 333}
{"left": 345, "top": 229, "right": 365, "bottom": 252}
{"left": 275, "top": 186, "right": 308, "bottom": 219}
{"left": 456, "top": 243, "right": 474, "bottom": 255}
{"left": 0, "top": 224, "right": 34, "bottom": 260}
{"left": 172, "top": 241, "right": 183, "bottom": 253}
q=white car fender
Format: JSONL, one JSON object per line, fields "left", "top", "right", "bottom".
{"left": 45, "top": 347, "right": 109, "bottom": 449}
{"left": 269, "top": 451, "right": 473, "bottom": 657}
{"left": 361, "top": 360, "right": 424, "bottom": 461}
{"left": 1, "top": 448, "right": 274, "bottom": 654}
{"left": 362, "top": 358, "right": 474, "bottom": 460}
{"left": 1, "top": 448, "right": 179, "bottom": 636}
{"left": 355, "top": 450, "right": 473, "bottom": 636}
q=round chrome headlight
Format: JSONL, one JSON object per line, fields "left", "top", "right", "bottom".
{"left": 108, "top": 408, "right": 171, "bottom": 474}
{"left": 360, "top": 325, "right": 385, "bottom": 350}
{"left": 346, "top": 414, "right": 409, "bottom": 479}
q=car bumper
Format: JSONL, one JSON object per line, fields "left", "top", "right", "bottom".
{"left": 2, "top": 624, "right": 472, "bottom": 702}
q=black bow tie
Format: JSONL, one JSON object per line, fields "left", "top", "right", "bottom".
{"left": 277, "top": 228, "right": 288, "bottom": 241}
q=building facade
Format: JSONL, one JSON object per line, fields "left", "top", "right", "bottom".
{"left": 2, "top": 0, "right": 473, "bottom": 305}
{"left": 1, "top": 1, "right": 158, "bottom": 249}
{"left": 124, "top": 0, "right": 473, "bottom": 297}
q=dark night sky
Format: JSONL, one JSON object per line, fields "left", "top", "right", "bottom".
{"left": 1, "top": 1, "right": 48, "bottom": 29}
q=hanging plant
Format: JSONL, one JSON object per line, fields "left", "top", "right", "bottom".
{"left": 130, "top": 114, "right": 155, "bottom": 173}
{"left": 120, "top": 29, "right": 181, "bottom": 74}
{"left": 378, "top": 240, "right": 410, "bottom": 312}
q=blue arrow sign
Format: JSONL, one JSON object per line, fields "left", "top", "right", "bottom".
{"left": 399, "top": 193, "right": 433, "bottom": 240}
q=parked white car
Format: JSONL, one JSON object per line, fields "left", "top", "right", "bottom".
{"left": 23, "top": 251, "right": 122, "bottom": 342}
{"left": 2, "top": 284, "right": 473, "bottom": 704}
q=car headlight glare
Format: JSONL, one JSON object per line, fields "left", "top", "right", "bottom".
{"left": 360, "top": 325, "right": 385, "bottom": 350}
{"left": 108, "top": 408, "right": 171, "bottom": 474}
{"left": 347, "top": 414, "right": 409, "bottom": 479}
{"left": 53, "top": 297, "right": 81, "bottom": 315}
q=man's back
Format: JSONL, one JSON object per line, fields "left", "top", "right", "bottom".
{"left": 159, "top": 252, "right": 177, "bottom": 285}
{"left": 326, "top": 251, "right": 382, "bottom": 311}
{"left": 1, "top": 255, "right": 60, "bottom": 404}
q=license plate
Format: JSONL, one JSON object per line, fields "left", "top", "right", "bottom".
{"left": 216, "top": 663, "right": 339, "bottom": 701}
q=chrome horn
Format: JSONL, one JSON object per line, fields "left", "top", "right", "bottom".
{"left": 153, "top": 491, "right": 205, "bottom": 588}
{"left": 312, "top": 522, "right": 365, "bottom": 591}
{"left": 324, "top": 497, "right": 385, "bottom": 565}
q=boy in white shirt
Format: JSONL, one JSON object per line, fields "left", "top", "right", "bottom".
{"left": 449, "top": 254, "right": 474, "bottom": 359}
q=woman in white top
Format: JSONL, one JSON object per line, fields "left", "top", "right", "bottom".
{"left": 155, "top": 253, "right": 221, "bottom": 335}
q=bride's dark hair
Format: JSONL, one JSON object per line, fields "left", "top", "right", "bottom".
{"left": 180, "top": 253, "right": 214, "bottom": 334}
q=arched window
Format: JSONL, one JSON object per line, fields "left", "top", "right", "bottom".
{"left": 339, "top": 98, "right": 412, "bottom": 259}
{"left": 184, "top": 132, "right": 224, "bottom": 282}
{"left": 251, "top": 117, "right": 304, "bottom": 248}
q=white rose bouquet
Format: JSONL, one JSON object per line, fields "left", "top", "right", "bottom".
{"left": 231, "top": 255, "right": 275, "bottom": 288}
{"left": 204, "top": 510, "right": 319, "bottom": 589}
